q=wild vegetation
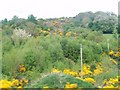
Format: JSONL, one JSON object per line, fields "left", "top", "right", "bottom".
{"left": 0, "top": 11, "right": 119, "bottom": 89}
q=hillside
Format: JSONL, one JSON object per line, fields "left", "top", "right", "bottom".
{"left": 1, "top": 11, "right": 118, "bottom": 35}
{"left": 0, "top": 11, "right": 119, "bottom": 89}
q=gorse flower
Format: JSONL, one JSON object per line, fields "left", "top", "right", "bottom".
{"left": 12, "top": 79, "right": 19, "bottom": 86}
{"left": 63, "top": 69, "right": 78, "bottom": 77}
{"left": 65, "top": 82, "right": 77, "bottom": 88}
{"left": 79, "top": 64, "right": 92, "bottom": 76}
{"left": 63, "top": 69, "right": 71, "bottom": 75}
{"left": 103, "top": 85, "right": 114, "bottom": 88}
{"left": 0, "top": 78, "right": 28, "bottom": 88}
{"left": 103, "top": 78, "right": 118, "bottom": 85}
{"left": 110, "top": 58, "right": 117, "bottom": 65}
{"left": 93, "top": 65, "right": 103, "bottom": 76}
{"left": 18, "top": 64, "right": 26, "bottom": 72}
{"left": 109, "top": 50, "right": 120, "bottom": 58}
{"left": 43, "top": 86, "right": 49, "bottom": 88}
{"left": 84, "top": 78, "right": 96, "bottom": 84}
{"left": 19, "top": 78, "right": 28, "bottom": 86}
{"left": 66, "top": 32, "right": 72, "bottom": 37}
{"left": 109, "top": 78, "right": 118, "bottom": 85}
{"left": 69, "top": 71, "right": 78, "bottom": 77}
{"left": 0, "top": 80, "right": 13, "bottom": 88}
{"left": 51, "top": 68, "right": 61, "bottom": 73}
{"left": 109, "top": 50, "right": 114, "bottom": 55}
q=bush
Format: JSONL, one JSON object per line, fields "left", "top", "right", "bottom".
{"left": 30, "top": 73, "right": 96, "bottom": 88}
{"left": 60, "top": 37, "right": 102, "bottom": 64}
{"left": 2, "top": 48, "right": 25, "bottom": 76}
{"left": 60, "top": 37, "right": 80, "bottom": 62}
{"left": 2, "top": 36, "right": 13, "bottom": 53}
{"left": 23, "top": 36, "right": 64, "bottom": 72}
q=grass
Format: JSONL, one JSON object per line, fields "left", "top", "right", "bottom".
{"left": 103, "top": 34, "right": 114, "bottom": 39}
{"left": 29, "top": 73, "right": 96, "bottom": 88}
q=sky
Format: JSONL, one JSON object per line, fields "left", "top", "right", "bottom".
{"left": 0, "top": 0, "right": 119, "bottom": 20}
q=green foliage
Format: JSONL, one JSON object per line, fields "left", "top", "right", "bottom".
{"left": 60, "top": 36, "right": 103, "bottom": 64}
{"left": 86, "top": 31, "right": 104, "bottom": 43}
{"left": 27, "top": 14, "right": 37, "bottom": 24}
{"left": 60, "top": 37, "right": 80, "bottom": 62}
{"left": 1, "top": 18, "right": 8, "bottom": 25}
{"left": 2, "top": 48, "right": 25, "bottom": 76}
{"left": 88, "top": 20, "right": 116, "bottom": 34}
{"left": 2, "top": 28, "right": 13, "bottom": 36}
{"left": 1, "top": 11, "right": 118, "bottom": 88}
{"left": 53, "top": 58, "right": 75, "bottom": 70}
{"left": 31, "top": 73, "right": 95, "bottom": 88}
{"left": 2, "top": 36, "right": 13, "bottom": 53}
{"left": 23, "top": 36, "right": 64, "bottom": 72}
{"left": 24, "top": 22, "right": 39, "bottom": 36}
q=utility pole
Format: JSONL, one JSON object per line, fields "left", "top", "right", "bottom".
{"left": 80, "top": 44, "right": 83, "bottom": 79}
{"left": 107, "top": 39, "right": 109, "bottom": 51}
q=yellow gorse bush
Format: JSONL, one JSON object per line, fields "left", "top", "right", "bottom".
{"left": 109, "top": 78, "right": 118, "bottom": 85}
{"left": 65, "top": 82, "right": 77, "bottom": 88}
{"left": 12, "top": 79, "right": 19, "bottom": 86}
{"left": 66, "top": 32, "right": 72, "bottom": 37}
{"left": 0, "top": 78, "right": 28, "bottom": 88}
{"left": 43, "top": 86, "right": 49, "bottom": 90}
{"left": 0, "top": 80, "right": 13, "bottom": 88}
{"left": 110, "top": 58, "right": 117, "bottom": 65}
{"left": 79, "top": 64, "right": 92, "bottom": 76}
{"left": 93, "top": 65, "right": 103, "bottom": 76}
{"left": 103, "top": 78, "right": 118, "bottom": 85}
{"left": 84, "top": 78, "right": 96, "bottom": 84}
{"left": 103, "top": 85, "right": 114, "bottom": 88}
{"left": 76, "top": 77, "right": 85, "bottom": 81}
{"left": 19, "top": 78, "right": 28, "bottom": 87}
{"left": 63, "top": 69, "right": 71, "bottom": 75}
{"left": 51, "top": 68, "right": 61, "bottom": 73}
{"left": 109, "top": 49, "right": 120, "bottom": 57}
{"left": 114, "top": 53, "right": 119, "bottom": 57}
{"left": 43, "top": 86, "right": 49, "bottom": 88}
{"left": 69, "top": 71, "right": 78, "bottom": 77}
{"left": 50, "top": 65, "right": 118, "bottom": 88}
{"left": 109, "top": 50, "right": 114, "bottom": 55}
{"left": 18, "top": 64, "right": 26, "bottom": 73}
{"left": 51, "top": 68, "right": 78, "bottom": 77}
{"left": 58, "top": 30, "right": 63, "bottom": 36}
{"left": 63, "top": 69, "right": 78, "bottom": 77}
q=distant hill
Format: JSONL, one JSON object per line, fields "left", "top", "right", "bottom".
{"left": 1, "top": 11, "right": 118, "bottom": 34}
{"left": 62, "top": 11, "right": 118, "bottom": 33}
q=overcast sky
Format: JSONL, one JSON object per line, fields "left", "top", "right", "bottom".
{"left": 0, "top": 0, "right": 119, "bottom": 20}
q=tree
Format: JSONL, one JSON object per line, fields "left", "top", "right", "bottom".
{"left": 8, "top": 15, "right": 19, "bottom": 28}
{"left": 27, "top": 14, "right": 37, "bottom": 24}
{"left": 25, "top": 22, "right": 39, "bottom": 37}
{"left": 12, "top": 15, "right": 19, "bottom": 20}
{"left": 2, "top": 18, "right": 8, "bottom": 25}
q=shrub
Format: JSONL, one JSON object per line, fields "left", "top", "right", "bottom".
{"left": 30, "top": 73, "right": 96, "bottom": 88}
{"left": 60, "top": 37, "right": 80, "bottom": 62}
{"left": 2, "top": 36, "right": 13, "bottom": 53}
{"left": 2, "top": 48, "right": 25, "bottom": 76}
{"left": 23, "top": 36, "right": 64, "bottom": 72}
{"left": 60, "top": 37, "right": 102, "bottom": 64}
